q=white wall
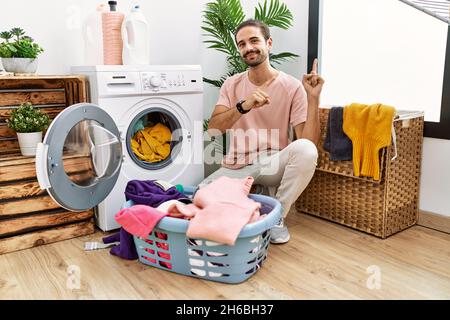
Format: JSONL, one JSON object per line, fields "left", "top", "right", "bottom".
{"left": 319, "top": 0, "right": 446, "bottom": 122}
{"left": 420, "top": 138, "right": 450, "bottom": 216}
{"left": 1, "top": 0, "right": 449, "bottom": 217}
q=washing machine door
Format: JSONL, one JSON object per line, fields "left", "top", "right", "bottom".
{"left": 35, "top": 103, "right": 123, "bottom": 211}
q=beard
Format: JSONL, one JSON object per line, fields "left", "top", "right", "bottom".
{"left": 242, "top": 49, "right": 268, "bottom": 67}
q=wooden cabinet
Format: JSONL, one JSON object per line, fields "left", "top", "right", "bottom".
{"left": 0, "top": 76, "right": 95, "bottom": 255}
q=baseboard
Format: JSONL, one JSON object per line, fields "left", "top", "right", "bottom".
{"left": 418, "top": 210, "right": 450, "bottom": 234}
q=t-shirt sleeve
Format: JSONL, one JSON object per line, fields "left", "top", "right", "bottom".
{"left": 290, "top": 84, "right": 308, "bottom": 126}
{"left": 216, "top": 79, "right": 232, "bottom": 109}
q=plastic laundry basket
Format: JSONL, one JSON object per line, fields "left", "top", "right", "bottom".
{"left": 126, "top": 186, "right": 282, "bottom": 284}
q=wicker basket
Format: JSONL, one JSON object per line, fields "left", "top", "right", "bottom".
{"left": 296, "top": 107, "right": 424, "bottom": 238}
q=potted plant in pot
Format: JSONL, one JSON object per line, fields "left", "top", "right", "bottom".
{"left": 6, "top": 102, "right": 50, "bottom": 156}
{"left": 0, "top": 28, "right": 44, "bottom": 74}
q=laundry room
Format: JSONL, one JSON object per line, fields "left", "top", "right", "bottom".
{"left": 0, "top": 0, "right": 450, "bottom": 305}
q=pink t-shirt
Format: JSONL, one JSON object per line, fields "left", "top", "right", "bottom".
{"left": 216, "top": 70, "right": 308, "bottom": 169}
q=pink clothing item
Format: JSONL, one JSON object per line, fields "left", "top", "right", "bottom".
{"left": 157, "top": 200, "right": 199, "bottom": 220}
{"left": 186, "top": 176, "right": 261, "bottom": 245}
{"left": 216, "top": 71, "right": 308, "bottom": 169}
{"left": 115, "top": 205, "right": 168, "bottom": 238}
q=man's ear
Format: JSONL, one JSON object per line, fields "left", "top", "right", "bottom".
{"left": 267, "top": 37, "right": 273, "bottom": 50}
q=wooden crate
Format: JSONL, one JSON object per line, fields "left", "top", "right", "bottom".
{"left": 0, "top": 75, "right": 88, "bottom": 154}
{"left": 0, "top": 76, "right": 95, "bottom": 255}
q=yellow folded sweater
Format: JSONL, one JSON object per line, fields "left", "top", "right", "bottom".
{"left": 131, "top": 123, "right": 172, "bottom": 162}
{"left": 343, "top": 103, "right": 395, "bottom": 181}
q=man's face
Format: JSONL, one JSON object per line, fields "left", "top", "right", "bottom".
{"left": 236, "top": 26, "right": 272, "bottom": 67}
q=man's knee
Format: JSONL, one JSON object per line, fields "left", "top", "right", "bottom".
{"left": 289, "top": 139, "right": 318, "bottom": 165}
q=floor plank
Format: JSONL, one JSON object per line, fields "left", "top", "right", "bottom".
{"left": 0, "top": 212, "right": 449, "bottom": 300}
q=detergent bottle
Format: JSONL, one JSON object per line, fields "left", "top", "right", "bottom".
{"left": 82, "top": 3, "right": 108, "bottom": 65}
{"left": 121, "top": 4, "right": 150, "bottom": 65}
{"left": 102, "top": 1, "right": 125, "bottom": 65}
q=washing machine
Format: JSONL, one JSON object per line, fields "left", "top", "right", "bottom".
{"left": 35, "top": 65, "right": 204, "bottom": 231}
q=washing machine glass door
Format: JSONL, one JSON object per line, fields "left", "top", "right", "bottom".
{"left": 35, "top": 103, "right": 123, "bottom": 211}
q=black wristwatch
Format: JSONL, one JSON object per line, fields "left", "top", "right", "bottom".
{"left": 236, "top": 100, "right": 250, "bottom": 114}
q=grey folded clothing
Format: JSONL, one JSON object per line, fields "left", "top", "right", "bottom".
{"left": 323, "top": 107, "right": 353, "bottom": 161}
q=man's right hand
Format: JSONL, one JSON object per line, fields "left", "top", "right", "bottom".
{"left": 243, "top": 77, "right": 276, "bottom": 111}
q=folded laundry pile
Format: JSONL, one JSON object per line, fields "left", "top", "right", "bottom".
{"left": 343, "top": 103, "right": 396, "bottom": 181}
{"left": 324, "top": 106, "right": 353, "bottom": 161}
{"left": 323, "top": 103, "right": 396, "bottom": 181}
{"left": 184, "top": 176, "right": 263, "bottom": 246}
{"left": 104, "top": 176, "right": 266, "bottom": 261}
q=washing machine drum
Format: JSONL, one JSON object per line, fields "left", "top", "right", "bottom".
{"left": 126, "top": 107, "right": 183, "bottom": 170}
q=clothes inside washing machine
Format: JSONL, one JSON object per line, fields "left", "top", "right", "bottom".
{"left": 128, "top": 111, "right": 181, "bottom": 166}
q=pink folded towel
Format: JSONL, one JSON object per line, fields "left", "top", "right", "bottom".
{"left": 115, "top": 205, "right": 168, "bottom": 238}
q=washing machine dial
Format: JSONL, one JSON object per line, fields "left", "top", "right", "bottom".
{"left": 149, "top": 76, "right": 162, "bottom": 88}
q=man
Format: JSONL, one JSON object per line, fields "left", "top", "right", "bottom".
{"left": 203, "top": 19, "right": 324, "bottom": 244}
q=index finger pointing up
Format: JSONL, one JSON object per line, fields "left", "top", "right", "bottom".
{"left": 311, "top": 58, "right": 318, "bottom": 75}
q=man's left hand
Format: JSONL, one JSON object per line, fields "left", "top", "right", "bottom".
{"left": 302, "top": 58, "right": 324, "bottom": 99}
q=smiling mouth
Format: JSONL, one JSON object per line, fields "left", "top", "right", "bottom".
{"left": 245, "top": 52, "right": 259, "bottom": 58}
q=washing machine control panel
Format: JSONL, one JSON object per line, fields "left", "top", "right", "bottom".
{"left": 140, "top": 71, "right": 201, "bottom": 93}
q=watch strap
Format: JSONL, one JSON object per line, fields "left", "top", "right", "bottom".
{"left": 236, "top": 100, "right": 250, "bottom": 114}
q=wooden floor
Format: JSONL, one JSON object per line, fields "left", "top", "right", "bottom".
{"left": 1, "top": 211, "right": 450, "bottom": 300}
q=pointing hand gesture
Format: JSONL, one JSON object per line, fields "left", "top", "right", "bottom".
{"left": 302, "top": 58, "right": 324, "bottom": 99}
{"left": 245, "top": 76, "right": 276, "bottom": 111}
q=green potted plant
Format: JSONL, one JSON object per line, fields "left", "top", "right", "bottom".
{"left": 6, "top": 102, "right": 50, "bottom": 156}
{"left": 0, "top": 28, "right": 44, "bottom": 74}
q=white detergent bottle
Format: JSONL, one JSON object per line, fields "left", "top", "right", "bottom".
{"left": 83, "top": 3, "right": 108, "bottom": 65}
{"left": 121, "top": 4, "right": 150, "bottom": 65}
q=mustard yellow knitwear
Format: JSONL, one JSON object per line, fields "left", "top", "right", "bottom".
{"left": 343, "top": 103, "right": 396, "bottom": 181}
{"left": 131, "top": 123, "right": 172, "bottom": 162}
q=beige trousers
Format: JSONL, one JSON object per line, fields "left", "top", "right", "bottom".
{"left": 200, "top": 139, "right": 318, "bottom": 218}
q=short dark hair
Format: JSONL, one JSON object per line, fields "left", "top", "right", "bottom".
{"left": 234, "top": 19, "right": 271, "bottom": 43}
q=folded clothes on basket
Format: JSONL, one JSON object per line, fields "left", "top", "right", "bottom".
{"left": 343, "top": 103, "right": 396, "bottom": 181}
{"left": 184, "top": 176, "right": 263, "bottom": 246}
{"left": 323, "top": 106, "right": 353, "bottom": 161}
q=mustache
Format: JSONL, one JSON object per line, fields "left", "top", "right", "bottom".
{"left": 244, "top": 50, "right": 260, "bottom": 58}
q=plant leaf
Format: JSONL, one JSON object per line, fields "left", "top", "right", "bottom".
{"left": 254, "top": 0, "right": 293, "bottom": 29}
{"left": 269, "top": 51, "right": 299, "bottom": 65}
